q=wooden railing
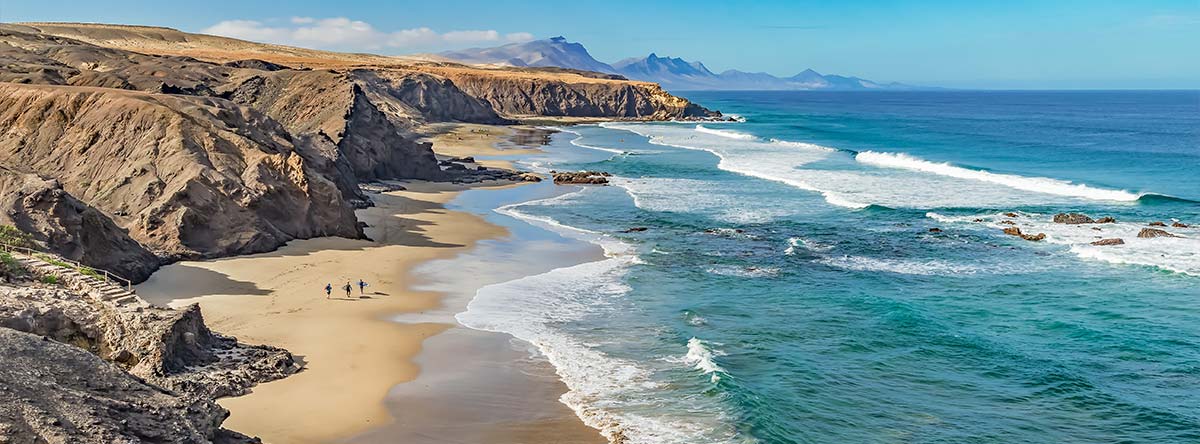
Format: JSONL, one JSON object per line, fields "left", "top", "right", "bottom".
{"left": 0, "top": 242, "right": 133, "bottom": 291}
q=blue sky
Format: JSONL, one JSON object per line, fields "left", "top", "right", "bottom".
{"left": 3, "top": 0, "right": 1197, "bottom": 88}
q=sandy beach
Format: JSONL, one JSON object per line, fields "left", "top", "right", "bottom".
{"left": 136, "top": 125, "right": 602, "bottom": 444}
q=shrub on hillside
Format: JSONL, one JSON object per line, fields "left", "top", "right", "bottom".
{"left": 0, "top": 252, "right": 25, "bottom": 282}
{"left": 0, "top": 225, "right": 33, "bottom": 248}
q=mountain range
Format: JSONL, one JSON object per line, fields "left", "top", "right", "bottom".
{"left": 437, "top": 37, "right": 928, "bottom": 91}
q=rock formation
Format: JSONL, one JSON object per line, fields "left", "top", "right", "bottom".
{"left": 1003, "top": 226, "right": 1046, "bottom": 242}
{"left": 0, "top": 278, "right": 298, "bottom": 443}
{"left": 0, "top": 168, "right": 159, "bottom": 282}
{"left": 1091, "top": 238, "right": 1125, "bottom": 246}
{"left": 0, "top": 327, "right": 247, "bottom": 444}
{"left": 1138, "top": 228, "right": 1178, "bottom": 238}
{"left": 0, "top": 23, "right": 720, "bottom": 281}
{"left": 1053, "top": 213, "right": 1095, "bottom": 224}
{"left": 553, "top": 171, "right": 612, "bottom": 185}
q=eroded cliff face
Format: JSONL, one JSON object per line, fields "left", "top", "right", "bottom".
{"left": 425, "top": 68, "right": 720, "bottom": 119}
{"left": 0, "top": 83, "right": 362, "bottom": 261}
{"left": 0, "top": 23, "right": 722, "bottom": 281}
{"left": 0, "top": 168, "right": 159, "bottom": 282}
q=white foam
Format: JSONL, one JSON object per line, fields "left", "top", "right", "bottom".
{"left": 769, "top": 139, "right": 837, "bottom": 151}
{"left": 856, "top": 151, "right": 1142, "bottom": 202}
{"left": 601, "top": 123, "right": 1152, "bottom": 210}
{"left": 705, "top": 265, "right": 780, "bottom": 278}
{"left": 601, "top": 122, "right": 857, "bottom": 207}
{"left": 459, "top": 191, "right": 750, "bottom": 444}
{"left": 555, "top": 127, "right": 629, "bottom": 154}
{"left": 610, "top": 177, "right": 793, "bottom": 224}
{"left": 683, "top": 338, "right": 727, "bottom": 383}
{"left": 816, "top": 255, "right": 994, "bottom": 276}
{"left": 785, "top": 237, "right": 833, "bottom": 255}
{"left": 927, "top": 212, "right": 1200, "bottom": 276}
{"left": 695, "top": 124, "right": 757, "bottom": 140}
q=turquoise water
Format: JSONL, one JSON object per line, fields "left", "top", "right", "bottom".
{"left": 455, "top": 91, "right": 1200, "bottom": 443}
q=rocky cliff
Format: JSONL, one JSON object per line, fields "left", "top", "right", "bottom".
{"left": 424, "top": 67, "right": 718, "bottom": 119}
{"left": 0, "top": 281, "right": 299, "bottom": 443}
{"left": 0, "top": 23, "right": 720, "bottom": 282}
{"left": 0, "top": 83, "right": 362, "bottom": 261}
{"left": 0, "top": 167, "right": 159, "bottom": 282}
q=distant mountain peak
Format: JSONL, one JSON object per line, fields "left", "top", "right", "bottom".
{"left": 437, "top": 38, "right": 927, "bottom": 91}
{"left": 438, "top": 36, "right": 617, "bottom": 74}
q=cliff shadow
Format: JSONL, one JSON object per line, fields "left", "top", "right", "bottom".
{"left": 137, "top": 264, "right": 271, "bottom": 306}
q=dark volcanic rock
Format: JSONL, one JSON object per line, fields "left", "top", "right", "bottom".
{"left": 1172, "top": 221, "right": 1189, "bottom": 228}
{"left": 1053, "top": 213, "right": 1095, "bottom": 224}
{"left": 0, "top": 327, "right": 252, "bottom": 444}
{"left": 553, "top": 171, "right": 611, "bottom": 185}
{"left": 1095, "top": 216, "right": 1116, "bottom": 223}
{"left": 222, "top": 58, "right": 292, "bottom": 71}
{"left": 1148, "top": 221, "right": 1167, "bottom": 227}
{"left": 1091, "top": 238, "right": 1125, "bottom": 246}
{"left": 1138, "top": 228, "right": 1178, "bottom": 238}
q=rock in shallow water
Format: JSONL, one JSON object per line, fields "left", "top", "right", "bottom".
{"left": 1091, "top": 238, "right": 1125, "bottom": 246}
{"left": 1003, "top": 226, "right": 1046, "bottom": 242}
{"left": 1137, "top": 228, "right": 1178, "bottom": 238}
{"left": 1053, "top": 213, "right": 1095, "bottom": 224}
{"left": 552, "top": 171, "right": 611, "bottom": 185}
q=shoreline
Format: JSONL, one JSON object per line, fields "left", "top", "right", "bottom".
{"left": 136, "top": 125, "right": 604, "bottom": 443}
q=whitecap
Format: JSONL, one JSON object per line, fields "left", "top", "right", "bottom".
{"left": 856, "top": 151, "right": 1142, "bottom": 202}
{"left": 683, "top": 337, "right": 727, "bottom": 383}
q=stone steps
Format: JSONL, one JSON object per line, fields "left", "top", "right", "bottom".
{"left": 10, "top": 252, "right": 147, "bottom": 309}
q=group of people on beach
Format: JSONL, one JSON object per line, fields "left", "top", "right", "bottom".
{"left": 325, "top": 279, "right": 368, "bottom": 299}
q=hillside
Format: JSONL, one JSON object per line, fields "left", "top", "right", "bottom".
{"left": 0, "top": 23, "right": 720, "bottom": 281}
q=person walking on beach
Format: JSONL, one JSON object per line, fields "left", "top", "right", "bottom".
{"left": 358, "top": 279, "right": 368, "bottom": 295}
{"left": 343, "top": 281, "right": 353, "bottom": 298}
{"left": 324, "top": 283, "right": 332, "bottom": 299}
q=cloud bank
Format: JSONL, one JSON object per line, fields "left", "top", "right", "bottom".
{"left": 202, "top": 17, "right": 534, "bottom": 52}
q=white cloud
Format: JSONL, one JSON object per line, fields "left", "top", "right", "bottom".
{"left": 505, "top": 32, "right": 535, "bottom": 43}
{"left": 201, "top": 17, "right": 535, "bottom": 52}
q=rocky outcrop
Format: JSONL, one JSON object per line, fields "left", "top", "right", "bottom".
{"left": 1053, "top": 213, "right": 1095, "bottom": 224}
{"left": 1051, "top": 213, "right": 1115, "bottom": 224}
{"left": 1003, "top": 226, "right": 1046, "bottom": 242}
{"left": 0, "top": 327, "right": 247, "bottom": 444}
{"left": 0, "top": 83, "right": 362, "bottom": 261}
{"left": 0, "top": 168, "right": 159, "bottom": 282}
{"left": 1091, "top": 238, "right": 1125, "bottom": 246}
{"left": 1138, "top": 228, "right": 1178, "bottom": 239}
{"left": 553, "top": 171, "right": 612, "bottom": 185}
{"left": 1148, "top": 221, "right": 1167, "bottom": 227}
{"left": 0, "top": 284, "right": 298, "bottom": 398}
{"left": 1173, "top": 221, "right": 1189, "bottom": 228}
{"left": 423, "top": 68, "right": 720, "bottom": 120}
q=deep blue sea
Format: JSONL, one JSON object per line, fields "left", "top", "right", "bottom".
{"left": 456, "top": 91, "right": 1200, "bottom": 444}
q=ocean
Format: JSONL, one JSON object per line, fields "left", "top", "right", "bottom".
{"left": 452, "top": 91, "right": 1200, "bottom": 443}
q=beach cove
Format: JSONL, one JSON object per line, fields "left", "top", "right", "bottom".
{"left": 136, "top": 125, "right": 605, "bottom": 444}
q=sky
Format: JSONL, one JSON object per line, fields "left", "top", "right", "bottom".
{"left": 2, "top": 0, "right": 1198, "bottom": 89}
